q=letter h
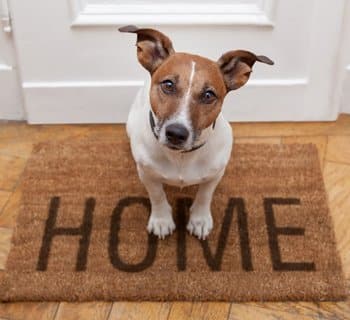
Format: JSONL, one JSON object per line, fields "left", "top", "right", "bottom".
{"left": 37, "top": 197, "right": 95, "bottom": 271}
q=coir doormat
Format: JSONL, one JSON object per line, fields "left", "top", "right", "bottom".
{"left": 0, "top": 136, "right": 346, "bottom": 302}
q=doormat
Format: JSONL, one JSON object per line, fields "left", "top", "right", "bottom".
{"left": 0, "top": 135, "right": 346, "bottom": 302}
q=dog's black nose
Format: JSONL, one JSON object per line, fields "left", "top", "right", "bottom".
{"left": 165, "top": 124, "right": 189, "bottom": 145}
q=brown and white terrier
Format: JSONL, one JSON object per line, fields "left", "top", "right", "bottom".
{"left": 120, "top": 25, "right": 273, "bottom": 240}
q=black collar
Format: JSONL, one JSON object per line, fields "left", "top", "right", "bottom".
{"left": 149, "top": 110, "right": 215, "bottom": 153}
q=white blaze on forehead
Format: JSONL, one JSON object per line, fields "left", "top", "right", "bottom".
{"left": 183, "top": 60, "right": 196, "bottom": 110}
{"left": 175, "top": 60, "right": 196, "bottom": 127}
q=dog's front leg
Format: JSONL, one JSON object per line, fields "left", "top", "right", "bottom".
{"left": 187, "top": 170, "right": 225, "bottom": 240}
{"left": 137, "top": 166, "right": 175, "bottom": 239}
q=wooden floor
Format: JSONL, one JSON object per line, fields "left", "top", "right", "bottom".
{"left": 0, "top": 115, "right": 349, "bottom": 320}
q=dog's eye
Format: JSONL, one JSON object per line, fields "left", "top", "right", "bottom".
{"left": 202, "top": 90, "right": 217, "bottom": 104}
{"left": 161, "top": 80, "right": 176, "bottom": 94}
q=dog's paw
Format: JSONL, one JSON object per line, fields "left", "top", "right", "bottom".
{"left": 147, "top": 215, "right": 176, "bottom": 239}
{"left": 187, "top": 213, "right": 213, "bottom": 240}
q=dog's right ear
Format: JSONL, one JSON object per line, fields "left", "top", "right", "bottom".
{"left": 119, "top": 25, "right": 175, "bottom": 74}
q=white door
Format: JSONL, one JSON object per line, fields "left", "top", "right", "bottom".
{"left": 7, "top": 0, "right": 349, "bottom": 123}
{"left": 0, "top": 0, "right": 23, "bottom": 120}
{"left": 335, "top": 1, "right": 350, "bottom": 114}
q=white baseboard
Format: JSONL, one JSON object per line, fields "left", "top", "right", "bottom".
{"left": 23, "top": 81, "right": 141, "bottom": 124}
{"left": 0, "top": 67, "right": 25, "bottom": 120}
{"left": 340, "top": 67, "right": 350, "bottom": 114}
{"left": 22, "top": 78, "right": 333, "bottom": 124}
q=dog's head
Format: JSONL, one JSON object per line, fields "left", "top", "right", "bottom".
{"left": 119, "top": 25, "right": 273, "bottom": 152}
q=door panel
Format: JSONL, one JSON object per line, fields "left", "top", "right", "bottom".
{"left": 8, "top": 0, "right": 347, "bottom": 123}
{"left": 0, "top": 0, "right": 23, "bottom": 120}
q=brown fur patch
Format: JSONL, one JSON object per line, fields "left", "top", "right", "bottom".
{"left": 119, "top": 25, "right": 175, "bottom": 74}
{"left": 150, "top": 53, "right": 227, "bottom": 131}
{"left": 217, "top": 50, "right": 274, "bottom": 91}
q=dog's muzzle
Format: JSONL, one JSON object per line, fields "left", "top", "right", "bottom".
{"left": 149, "top": 110, "right": 215, "bottom": 153}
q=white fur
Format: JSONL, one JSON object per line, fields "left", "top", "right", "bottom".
{"left": 126, "top": 76, "right": 233, "bottom": 239}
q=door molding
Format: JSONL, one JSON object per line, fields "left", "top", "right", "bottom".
{"left": 70, "top": 0, "right": 277, "bottom": 26}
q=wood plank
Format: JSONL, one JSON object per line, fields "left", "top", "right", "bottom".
{"left": 0, "top": 302, "right": 58, "bottom": 320}
{"left": 228, "top": 302, "right": 321, "bottom": 320}
{"left": 167, "top": 302, "right": 193, "bottom": 319}
{"left": 235, "top": 137, "right": 281, "bottom": 144}
{"left": 323, "top": 161, "right": 350, "bottom": 278}
{"left": 108, "top": 302, "right": 171, "bottom": 320}
{"left": 0, "top": 122, "right": 27, "bottom": 140}
{"left": 0, "top": 227, "right": 12, "bottom": 270}
{"left": 54, "top": 302, "right": 112, "bottom": 320}
{"left": 0, "top": 123, "right": 90, "bottom": 143}
{"left": 0, "top": 154, "right": 26, "bottom": 191}
{"left": 282, "top": 136, "right": 327, "bottom": 169}
{"left": 0, "top": 138, "right": 34, "bottom": 159}
{"left": 0, "top": 185, "right": 22, "bottom": 228}
{"left": 0, "top": 191, "right": 11, "bottom": 213}
{"left": 317, "top": 300, "right": 350, "bottom": 319}
{"left": 168, "top": 302, "right": 230, "bottom": 320}
{"left": 326, "top": 136, "right": 350, "bottom": 164}
{"left": 232, "top": 114, "right": 350, "bottom": 137}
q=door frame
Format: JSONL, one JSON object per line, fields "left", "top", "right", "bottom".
{"left": 8, "top": 0, "right": 349, "bottom": 123}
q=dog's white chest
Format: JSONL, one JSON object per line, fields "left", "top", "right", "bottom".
{"left": 161, "top": 170, "right": 192, "bottom": 188}
{"left": 160, "top": 167, "right": 211, "bottom": 188}
{"left": 138, "top": 151, "right": 225, "bottom": 188}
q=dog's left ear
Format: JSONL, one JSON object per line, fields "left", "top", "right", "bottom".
{"left": 217, "top": 50, "right": 273, "bottom": 91}
{"left": 119, "top": 25, "right": 175, "bottom": 74}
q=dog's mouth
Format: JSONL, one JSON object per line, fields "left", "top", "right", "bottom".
{"left": 164, "top": 138, "right": 206, "bottom": 153}
{"left": 164, "top": 141, "right": 186, "bottom": 151}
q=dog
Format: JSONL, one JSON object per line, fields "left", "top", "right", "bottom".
{"left": 119, "top": 25, "right": 273, "bottom": 240}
